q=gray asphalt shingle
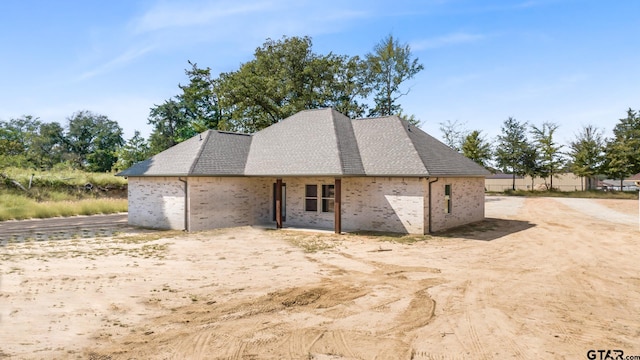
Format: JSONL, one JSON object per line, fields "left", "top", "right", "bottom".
{"left": 117, "top": 108, "right": 489, "bottom": 177}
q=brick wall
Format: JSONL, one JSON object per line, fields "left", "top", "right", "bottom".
{"left": 127, "top": 176, "right": 484, "bottom": 233}
{"left": 127, "top": 177, "right": 185, "bottom": 229}
{"left": 342, "top": 177, "right": 426, "bottom": 234}
{"left": 188, "top": 177, "right": 271, "bottom": 231}
{"left": 428, "top": 177, "right": 485, "bottom": 232}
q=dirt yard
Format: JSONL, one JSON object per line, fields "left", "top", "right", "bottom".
{"left": 1, "top": 196, "right": 639, "bottom": 359}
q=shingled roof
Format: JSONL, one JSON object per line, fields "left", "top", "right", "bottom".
{"left": 118, "top": 108, "right": 489, "bottom": 177}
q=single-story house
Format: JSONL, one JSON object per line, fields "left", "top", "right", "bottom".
{"left": 117, "top": 108, "right": 489, "bottom": 234}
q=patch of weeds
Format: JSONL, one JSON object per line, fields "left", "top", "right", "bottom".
{"left": 115, "top": 230, "right": 183, "bottom": 244}
{"left": 282, "top": 233, "right": 338, "bottom": 253}
{"left": 7, "top": 266, "right": 23, "bottom": 274}
{"left": 161, "top": 284, "right": 177, "bottom": 293}
{"left": 437, "top": 219, "right": 499, "bottom": 237}
{"left": 351, "top": 231, "right": 431, "bottom": 244}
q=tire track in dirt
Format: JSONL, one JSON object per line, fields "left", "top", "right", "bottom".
{"left": 464, "top": 312, "right": 489, "bottom": 360}
{"left": 85, "top": 248, "right": 441, "bottom": 359}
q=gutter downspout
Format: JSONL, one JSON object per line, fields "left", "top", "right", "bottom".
{"left": 178, "top": 177, "right": 190, "bottom": 232}
{"left": 427, "top": 177, "right": 439, "bottom": 234}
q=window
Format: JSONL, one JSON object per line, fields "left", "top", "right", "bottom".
{"left": 305, "top": 185, "right": 317, "bottom": 211}
{"left": 444, "top": 184, "right": 452, "bottom": 214}
{"left": 322, "top": 184, "right": 335, "bottom": 212}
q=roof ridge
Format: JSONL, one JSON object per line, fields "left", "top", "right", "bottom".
{"left": 398, "top": 117, "right": 431, "bottom": 175}
{"left": 329, "top": 110, "right": 345, "bottom": 174}
{"left": 188, "top": 130, "right": 214, "bottom": 175}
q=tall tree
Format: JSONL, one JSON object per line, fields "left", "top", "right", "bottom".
{"left": 148, "top": 62, "right": 222, "bottom": 154}
{"left": 604, "top": 139, "right": 633, "bottom": 189}
{"left": 568, "top": 125, "right": 605, "bottom": 190}
{"left": 65, "top": 110, "right": 124, "bottom": 172}
{"left": 217, "top": 36, "right": 347, "bottom": 132}
{"left": 177, "top": 61, "right": 221, "bottom": 133}
{"left": 521, "top": 144, "right": 540, "bottom": 190}
{"left": 530, "top": 122, "right": 565, "bottom": 189}
{"left": 328, "top": 55, "right": 372, "bottom": 119}
{"left": 494, "top": 117, "right": 530, "bottom": 190}
{"left": 603, "top": 108, "right": 640, "bottom": 188}
{"left": 461, "top": 130, "right": 492, "bottom": 168}
{"left": 440, "top": 119, "right": 469, "bottom": 152}
{"left": 147, "top": 99, "right": 191, "bottom": 154}
{"left": 366, "top": 34, "right": 424, "bottom": 117}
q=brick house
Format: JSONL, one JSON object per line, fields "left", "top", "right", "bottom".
{"left": 117, "top": 108, "right": 489, "bottom": 234}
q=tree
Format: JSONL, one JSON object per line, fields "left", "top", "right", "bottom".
{"left": 0, "top": 116, "right": 64, "bottom": 169}
{"left": 113, "top": 131, "right": 150, "bottom": 171}
{"left": 147, "top": 99, "right": 191, "bottom": 154}
{"left": 217, "top": 36, "right": 352, "bottom": 132}
{"left": 0, "top": 116, "right": 39, "bottom": 156}
{"left": 366, "top": 34, "right": 424, "bottom": 117}
{"left": 530, "top": 122, "right": 565, "bottom": 190}
{"left": 148, "top": 62, "right": 222, "bottom": 154}
{"left": 440, "top": 119, "right": 468, "bottom": 152}
{"left": 603, "top": 108, "right": 640, "bottom": 188}
{"left": 494, "top": 117, "right": 530, "bottom": 190}
{"left": 521, "top": 144, "right": 540, "bottom": 190}
{"left": 177, "top": 61, "right": 221, "bottom": 133}
{"left": 65, "top": 110, "right": 124, "bottom": 172}
{"left": 461, "top": 130, "right": 492, "bottom": 168}
{"left": 29, "top": 121, "right": 65, "bottom": 169}
{"left": 602, "top": 108, "right": 640, "bottom": 189}
{"left": 328, "top": 55, "right": 372, "bottom": 119}
{"left": 568, "top": 125, "right": 605, "bottom": 190}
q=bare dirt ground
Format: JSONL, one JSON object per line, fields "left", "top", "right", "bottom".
{"left": 1, "top": 197, "right": 639, "bottom": 359}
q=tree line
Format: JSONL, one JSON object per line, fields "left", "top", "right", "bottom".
{"left": 441, "top": 108, "right": 640, "bottom": 190}
{"left": 146, "top": 35, "right": 423, "bottom": 153}
{"left": 1, "top": 34, "right": 424, "bottom": 172}
{"left": 1, "top": 34, "right": 639, "bottom": 189}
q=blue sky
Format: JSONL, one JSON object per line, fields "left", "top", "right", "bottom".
{"left": 1, "top": 0, "right": 638, "bottom": 147}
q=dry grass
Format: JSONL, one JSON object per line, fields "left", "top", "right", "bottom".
{"left": 0, "top": 195, "right": 127, "bottom": 221}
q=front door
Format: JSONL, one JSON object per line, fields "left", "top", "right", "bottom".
{"left": 272, "top": 183, "right": 286, "bottom": 222}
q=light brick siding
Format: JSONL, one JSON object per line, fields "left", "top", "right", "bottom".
{"left": 428, "top": 177, "right": 485, "bottom": 232}
{"left": 127, "top": 177, "right": 185, "bottom": 229}
{"left": 188, "top": 177, "right": 271, "bottom": 231}
{"left": 342, "top": 177, "right": 425, "bottom": 234}
{"left": 127, "top": 176, "right": 484, "bottom": 233}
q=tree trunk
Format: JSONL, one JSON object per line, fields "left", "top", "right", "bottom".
{"left": 0, "top": 173, "right": 28, "bottom": 192}
{"left": 512, "top": 173, "right": 516, "bottom": 191}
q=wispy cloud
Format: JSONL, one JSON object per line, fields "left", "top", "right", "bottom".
{"left": 77, "top": 46, "right": 155, "bottom": 81}
{"left": 411, "top": 32, "right": 486, "bottom": 50}
{"left": 132, "top": 1, "right": 274, "bottom": 34}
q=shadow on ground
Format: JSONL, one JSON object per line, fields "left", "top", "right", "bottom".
{"left": 436, "top": 217, "right": 536, "bottom": 241}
